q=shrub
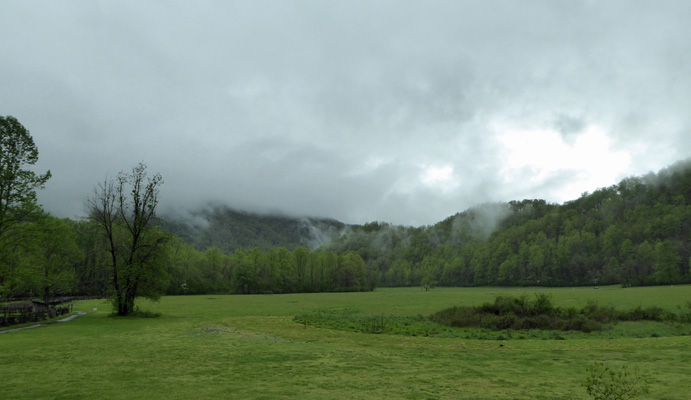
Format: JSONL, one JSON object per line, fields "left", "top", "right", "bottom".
{"left": 430, "top": 294, "right": 690, "bottom": 333}
{"left": 531, "top": 292, "right": 554, "bottom": 315}
{"left": 562, "top": 314, "right": 601, "bottom": 333}
{"left": 584, "top": 363, "right": 648, "bottom": 400}
{"left": 582, "top": 301, "right": 618, "bottom": 323}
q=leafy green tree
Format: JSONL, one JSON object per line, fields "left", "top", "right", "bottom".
{"left": 527, "top": 242, "right": 546, "bottom": 285}
{"left": 261, "top": 248, "right": 285, "bottom": 293}
{"left": 232, "top": 248, "right": 261, "bottom": 294}
{"left": 315, "top": 250, "right": 338, "bottom": 291}
{"left": 577, "top": 230, "right": 599, "bottom": 283}
{"left": 275, "top": 247, "right": 295, "bottom": 292}
{"left": 166, "top": 236, "right": 204, "bottom": 294}
{"left": 0, "top": 116, "right": 51, "bottom": 297}
{"left": 440, "top": 255, "right": 463, "bottom": 286}
{"left": 654, "top": 240, "right": 682, "bottom": 285}
{"left": 335, "top": 251, "right": 367, "bottom": 290}
{"left": 601, "top": 257, "right": 621, "bottom": 284}
{"left": 71, "top": 219, "right": 111, "bottom": 296}
{"left": 619, "top": 239, "right": 636, "bottom": 287}
{"left": 498, "top": 254, "right": 519, "bottom": 285}
{"left": 200, "top": 247, "right": 229, "bottom": 292}
{"left": 661, "top": 210, "right": 683, "bottom": 238}
{"left": 293, "top": 246, "right": 310, "bottom": 291}
{"left": 22, "top": 216, "right": 81, "bottom": 307}
{"left": 419, "top": 255, "right": 442, "bottom": 289}
{"left": 386, "top": 259, "right": 411, "bottom": 286}
{"left": 304, "top": 250, "right": 322, "bottom": 291}
{"left": 467, "top": 243, "right": 487, "bottom": 285}
{"left": 552, "top": 234, "right": 574, "bottom": 284}
{"left": 634, "top": 241, "right": 655, "bottom": 284}
{"left": 601, "top": 225, "right": 622, "bottom": 259}
{"left": 619, "top": 239, "right": 634, "bottom": 260}
{"left": 365, "top": 259, "right": 380, "bottom": 291}
{"left": 87, "top": 163, "right": 170, "bottom": 315}
{"left": 0, "top": 116, "right": 51, "bottom": 240}
{"left": 489, "top": 241, "right": 512, "bottom": 283}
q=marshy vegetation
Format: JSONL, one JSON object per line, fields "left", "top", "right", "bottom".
{"left": 295, "top": 292, "right": 691, "bottom": 340}
{"left": 430, "top": 293, "right": 691, "bottom": 332}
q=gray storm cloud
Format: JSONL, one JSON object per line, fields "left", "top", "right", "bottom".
{"left": 2, "top": 1, "right": 691, "bottom": 225}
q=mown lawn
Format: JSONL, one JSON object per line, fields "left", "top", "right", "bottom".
{"left": 1, "top": 286, "right": 690, "bottom": 399}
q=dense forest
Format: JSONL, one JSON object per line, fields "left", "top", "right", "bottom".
{"left": 328, "top": 159, "right": 691, "bottom": 288}
{"left": 3, "top": 113, "right": 691, "bottom": 303}
{"left": 68, "top": 220, "right": 375, "bottom": 296}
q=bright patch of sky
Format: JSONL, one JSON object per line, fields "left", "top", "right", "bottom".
{"left": 421, "top": 165, "right": 458, "bottom": 192}
{"left": 497, "top": 124, "right": 632, "bottom": 202}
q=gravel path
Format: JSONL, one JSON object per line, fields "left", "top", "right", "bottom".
{"left": 0, "top": 311, "right": 87, "bottom": 334}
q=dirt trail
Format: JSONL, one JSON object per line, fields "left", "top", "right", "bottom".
{"left": 0, "top": 311, "right": 87, "bottom": 334}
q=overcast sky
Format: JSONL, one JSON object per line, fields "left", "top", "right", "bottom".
{"left": 2, "top": 1, "right": 691, "bottom": 226}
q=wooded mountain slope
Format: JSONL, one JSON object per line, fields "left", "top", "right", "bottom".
{"left": 327, "top": 159, "right": 691, "bottom": 287}
{"left": 161, "top": 205, "right": 349, "bottom": 252}
{"left": 160, "top": 159, "right": 691, "bottom": 289}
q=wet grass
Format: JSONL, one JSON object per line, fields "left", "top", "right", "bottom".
{"left": 0, "top": 285, "right": 690, "bottom": 399}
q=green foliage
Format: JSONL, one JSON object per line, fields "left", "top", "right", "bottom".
{"left": 0, "top": 116, "right": 51, "bottom": 298}
{"left": 323, "top": 160, "right": 691, "bottom": 289}
{"left": 585, "top": 363, "right": 649, "bottom": 400}
{"left": 431, "top": 293, "right": 689, "bottom": 333}
{"left": 294, "top": 309, "right": 447, "bottom": 337}
{"left": 70, "top": 219, "right": 111, "bottom": 296}
{"left": 0, "top": 116, "right": 51, "bottom": 237}
{"left": 20, "top": 215, "right": 81, "bottom": 304}
{"left": 654, "top": 239, "right": 682, "bottom": 284}
{"left": 160, "top": 240, "right": 375, "bottom": 295}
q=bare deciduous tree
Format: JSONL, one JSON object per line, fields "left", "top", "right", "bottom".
{"left": 87, "top": 163, "right": 169, "bottom": 315}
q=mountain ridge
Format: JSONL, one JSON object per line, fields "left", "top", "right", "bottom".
{"left": 160, "top": 204, "right": 350, "bottom": 253}
{"left": 161, "top": 159, "right": 691, "bottom": 263}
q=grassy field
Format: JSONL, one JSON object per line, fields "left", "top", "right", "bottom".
{"left": 1, "top": 286, "right": 690, "bottom": 399}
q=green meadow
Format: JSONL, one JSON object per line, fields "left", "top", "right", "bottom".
{"left": 2, "top": 286, "right": 690, "bottom": 399}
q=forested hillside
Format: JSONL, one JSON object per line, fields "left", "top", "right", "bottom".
{"left": 161, "top": 205, "right": 348, "bottom": 252}
{"left": 329, "top": 160, "right": 691, "bottom": 288}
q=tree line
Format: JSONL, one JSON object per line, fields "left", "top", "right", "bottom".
{"left": 1, "top": 214, "right": 375, "bottom": 304}
{"left": 72, "top": 215, "right": 374, "bottom": 297}
{"left": 328, "top": 160, "right": 691, "bottom": 288}
{"left": 164, "top": 242, "right": 374, "bottom": 295}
